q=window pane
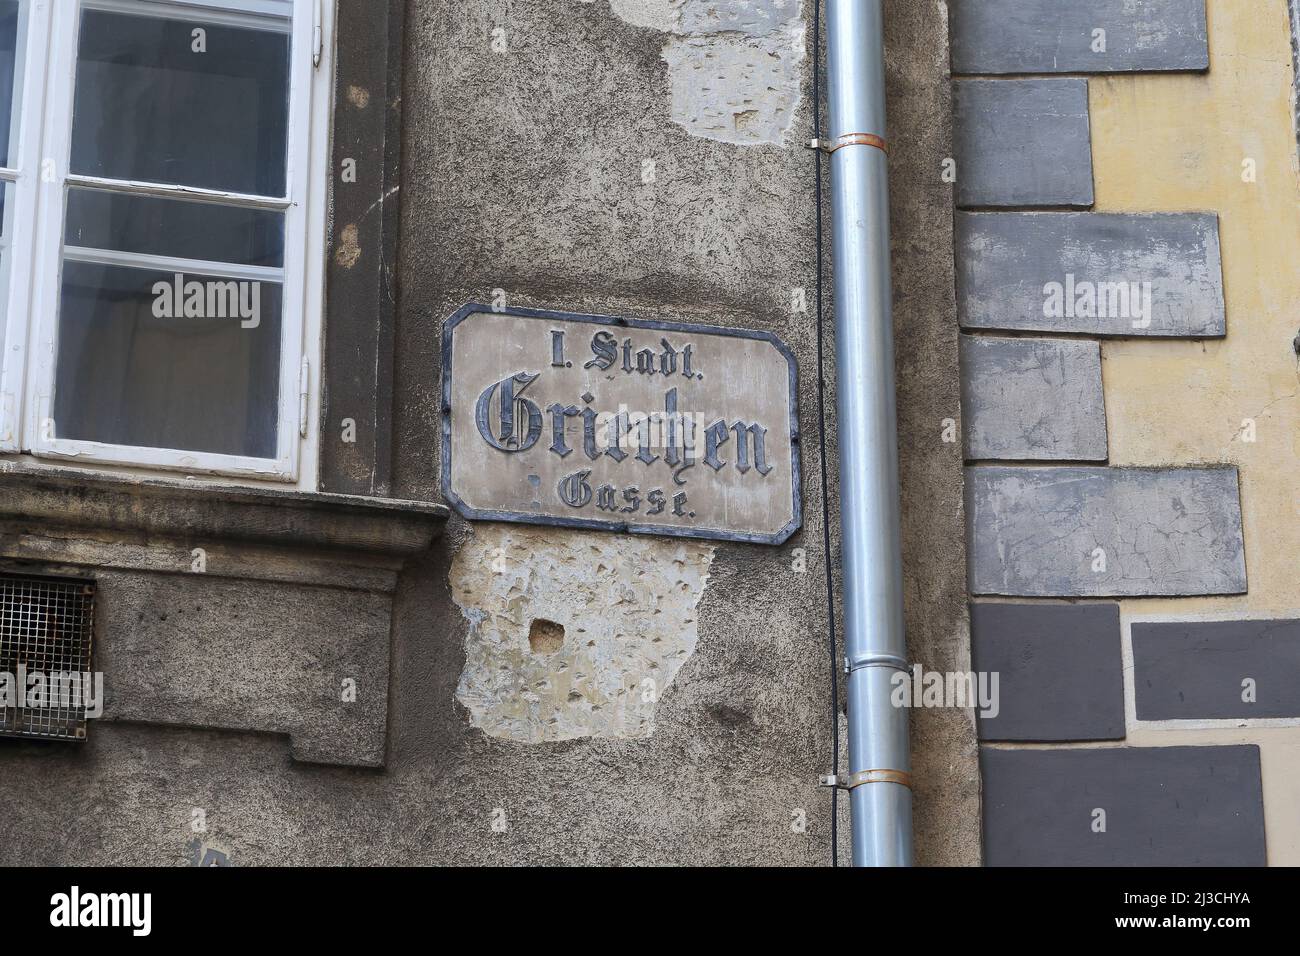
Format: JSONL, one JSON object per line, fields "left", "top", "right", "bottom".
{"left": 65, "top": 188, "right": 285, "bottom": 267}
{"left": 0, "top": 0, "right": 22, "bottom": 169}
{"left": 70, "top": 9, "right": 290, "bottom": 195}
{"left": 53, "top": 262, "right": 282, "bottom": 458}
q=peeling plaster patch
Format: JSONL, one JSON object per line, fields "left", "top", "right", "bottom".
{"left": 661, "top": 31, "right": 803, "bottom": 144}
{"left": 678, "top": 0, "right": 796, "bottom": 36}
{"left": 608, "top": 0, "right": 683, "bottom": 32}
{"left": 346, "top": 84, "right": 371, "bottom": 109}
{"left": 451, "top": 524, "right": 715, "bottom": 743}
{"left": 334, "top": 223, "right": 361, "bottom": 269}
{"left": 608, "top": 0, "right": 805, "bottom": 145}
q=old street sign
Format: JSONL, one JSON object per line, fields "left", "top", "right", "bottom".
{"left": 442, "top": 304, "right": 801, "bottom": 544}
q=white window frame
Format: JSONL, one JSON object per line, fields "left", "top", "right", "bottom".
{"left": 0, "top": 0, "right": 49, "bottom": 450}
{"left": 0, "top": 0, "right": 331, "bottom": 487}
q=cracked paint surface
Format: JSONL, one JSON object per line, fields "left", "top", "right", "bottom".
{"left": 967, "top": 466, "right": 1246, "bottom": 597}
{"left": 608, "top": 0, "right": 805, "bottom": 145}
{"left": 451, "top": 524, "right": 715, "bottom": 742}
{"left": 960, "top": 335, "right": 1107, "bottom": 461}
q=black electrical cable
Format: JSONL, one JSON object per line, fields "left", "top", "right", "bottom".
{"left": 810, "top": 0, "right": 840, "bottom": 869}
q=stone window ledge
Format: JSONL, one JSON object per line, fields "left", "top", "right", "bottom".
{"left": 0, "top": 463, "right": 446, "bottom": 559}
{"left": 0, "top": 463, "right": 446, "bottom": 769}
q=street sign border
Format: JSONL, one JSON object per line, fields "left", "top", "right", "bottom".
{"left": 440, "top": 302, "right": 803, "bottom": 545}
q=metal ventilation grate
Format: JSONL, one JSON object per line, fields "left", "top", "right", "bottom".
{"left": 0, "top": 573, "right": 96, "bottom": 741}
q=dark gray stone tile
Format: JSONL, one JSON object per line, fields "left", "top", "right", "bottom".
{"left": 951, "top": 0, "right": 1209, "bottom": 75}
{"left": 961, "top": 335, "right": 1107, "bottom": 461}
{"left": 971, "top": 603, "right": 1124, "bottom": 741}
{"left": 1133, "top": 618, "right": 1300, "bottom": 719}
{"left": 953, "top": 79, "right": 1094, "bottom": 208}
{"left": 982, "top": 745, "right": 1266, "bottom": 866}
{"left": 957, "top": 211, "right": 1225, "bottom": 336}
{"left": 967, "top": 466, "right": 1246, "bottom": 597}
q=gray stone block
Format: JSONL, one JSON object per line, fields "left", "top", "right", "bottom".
{"left": 953, "top": 79, "right": 1093, "bottom": 208}
{"left": 1133, "top": 618, "right": 1300, "bottom": 719}
{"left": 951, "top": 0, "right": 1209, "bottom": 75}
{"left": 960, "top": 335, "right": 1107, "bottom": 461}
{"left": 967, "top": 466, "right": 1247, "bottom": 597}
{"left": 982, "top": 745, "right": 1266, "bottom": 866}
{"left": 971, "top": 603, "right": 1125, "bottom": 741}
{"left": 957, "top": 211, "right": 1225, "bottom": 336}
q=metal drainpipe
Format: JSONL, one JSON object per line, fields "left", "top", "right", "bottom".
{"left": 824, "top": 0, "right": 913, "bottom": 866}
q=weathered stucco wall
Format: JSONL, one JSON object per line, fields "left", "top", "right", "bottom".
{"left": 0, "top": 0, "right": 972, "bottom": 866}
{"left": 887, "top": 0, "right": 979, "bottom": 867}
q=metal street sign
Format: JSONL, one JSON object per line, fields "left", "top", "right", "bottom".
{"left": 441, "top": 304, "right": 801, "bottom": 544}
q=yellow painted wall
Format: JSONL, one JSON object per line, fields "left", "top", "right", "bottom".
{"left": 1089, "top": 0, "right": 1300, "bottom": 864}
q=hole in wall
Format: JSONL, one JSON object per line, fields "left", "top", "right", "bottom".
{"left": 528, "top": 618, "right": 565, "bottom": 655}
